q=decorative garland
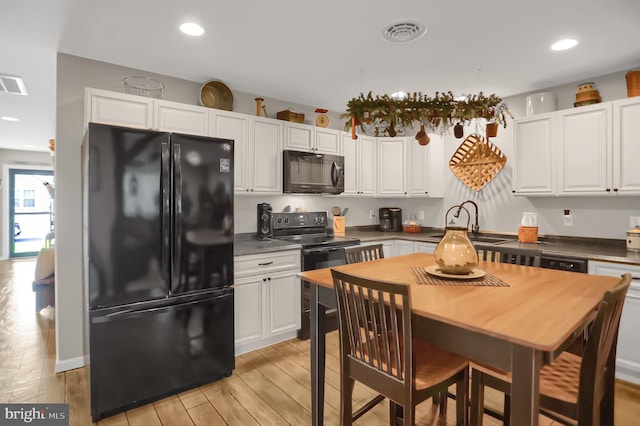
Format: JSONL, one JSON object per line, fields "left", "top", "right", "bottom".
{"left": 342, "top": 91, "right": 512, "bottom": 138}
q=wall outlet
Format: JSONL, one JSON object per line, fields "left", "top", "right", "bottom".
{"left": 630, "top": 216, "right": 640, "bottom": 229}
{"left": 369, "top": 210, "right": 375, "bottom": 219}
{"left": 418, "top": 210, "right": 425, "bottom": 220}
{"left": 564, "top": 214, "right": 573, "bottom": 227}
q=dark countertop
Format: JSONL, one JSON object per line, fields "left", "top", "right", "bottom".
{"left": 234, "top": 233, "right": 301, "bottom": 256}
{"left": 345, "top": 227, "right": 640, "bottom": 266}
{"left": 233, "top": 228, "right": 640, "bottom": 266}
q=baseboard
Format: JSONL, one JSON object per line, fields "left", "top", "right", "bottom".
{"left": 617, "top": 358, "right": 640, "bottom": 385}
{"left": 235, "top": 330, "right": 298, "bottom": 356}
{"left": 55, "top": 355, "right": 85, "bottom": 373}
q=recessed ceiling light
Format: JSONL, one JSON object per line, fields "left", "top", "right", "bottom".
{"left": 180, "top": 22, "right": 204, "bottom": 36}
{"left": 391, "top": 91, "right": 407, "bottom": 100}
{"left": 551, "top": 38, "right": 578, "bottom": 51}
{"left": 382, "top": 22, "right": 427, "bottom": 43}
{"left": 1, "top": 116, "right": 19, "bottom": 122}
{"left": 24, "top": 144, "right": 35, "bottom": 148}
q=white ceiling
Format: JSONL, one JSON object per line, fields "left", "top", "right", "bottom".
{"left": 2, "top": 0, "right": 640, "bottom": 152}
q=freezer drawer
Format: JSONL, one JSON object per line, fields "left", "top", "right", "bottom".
{"left": 88, "top": 290, "right": 234, "bottom": 421}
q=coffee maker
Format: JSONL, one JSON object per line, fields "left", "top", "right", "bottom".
{"left": 379, "top": 207, "right": 402, "bottom": 232}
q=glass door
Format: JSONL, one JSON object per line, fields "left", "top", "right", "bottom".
{"left": 9, "top": 169, "right": 54, "bottom": 258}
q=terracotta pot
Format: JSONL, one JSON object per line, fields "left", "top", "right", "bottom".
{"left": 454, "top": 123, "right": 464, "bottom": 139}
{"left": 486, "top": 122, "right": 499, "bottom": 138}
{"left": 351, "top": 117, "right": 357, "bottom": 140}
{"left": 415, "top": 124, "right": 430, "bottom": 146}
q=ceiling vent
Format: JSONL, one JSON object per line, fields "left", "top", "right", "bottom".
{"left": 0, "top": 75, "right": 28, "bottom": 96}
{"left": 382, "top": 22, "right": 427, "bottom": 43}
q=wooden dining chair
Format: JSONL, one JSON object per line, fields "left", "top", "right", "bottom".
{"left": 331, "top": 269, "right": 469, "bottom": 425}
{"left": 469, "top": 273, "right": 632, "bottom": 426}
{"left": 474, "top": 244, "right": 542, "bottom": 267}
{"left": 344, "top": 244, "right": 385, "bottom": 264}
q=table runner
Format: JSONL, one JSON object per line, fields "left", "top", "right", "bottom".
{"left": 410, "top": 267, "right": 509, "bottom": 287}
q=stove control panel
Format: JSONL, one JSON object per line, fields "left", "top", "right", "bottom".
{"left": 272, "top": 211, "right": 327, "bottom": 230}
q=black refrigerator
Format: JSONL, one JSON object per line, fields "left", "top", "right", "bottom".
{"left": 82, "top": 123, "right": 235, "bottom": 421}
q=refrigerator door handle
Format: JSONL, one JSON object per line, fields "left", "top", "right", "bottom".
{"left": 161, "top": 142, "right": 171, "bottom": 285}
{"left": 171, "top": 142, "right": 182, "bottom": 294}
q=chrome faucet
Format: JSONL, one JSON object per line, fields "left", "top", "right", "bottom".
{"left": 454, "top": 200, "right": 480, "bottom": 237}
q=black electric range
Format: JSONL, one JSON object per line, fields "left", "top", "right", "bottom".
{"left": 271, "top": 211, "right": 360, "bottom": 339}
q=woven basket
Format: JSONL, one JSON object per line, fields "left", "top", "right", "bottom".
{"left": 518, "top": 226, "right": 538, "bottom": 243}
{"left": 403, "top": 225, "right": 422, "bottom": 233}
{"left": 626, "top": 71, "right": 640, "bottom": 97}
{"left": 449, "top": 134, "right": 507, "bottom": 191}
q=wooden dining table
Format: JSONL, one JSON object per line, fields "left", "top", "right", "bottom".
{"left": 299, "top": 252, "right": 620, "bottom": 426}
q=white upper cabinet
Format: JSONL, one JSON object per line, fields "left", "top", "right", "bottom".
{"left": 250, "top": 117, "right": 283, "bottom": 194}
{"left": 377, "top": 137, "right": 407, "bottom": 196}
{"left": 342, "top": 133, "right": 376, "bottom": 196}
{"left": 513, "top": 114, "right": 556, "bottom": 195}
{"left": 86, "top": 88, "right": 207, "bottom": 136}
{"left": 209, "top": 110, "right": 250, "bottom": 193}
{"left": 209, "top": 111, "right": 282, "bottom": 195}
{"left": 613, "top": 97, "right": 640, "bottom": 194}
{"left": 376, "top": 135, "right": 444, "bottom": 198}
{"left": 558, "top": 103, "right": 611, "bottom": 195}
{"left": 283, "top": 122, "right": 340, "bottom": 154}
{"left": 314, "top": 127, "right": 342, "bottom": 155}
{"left": 86, "top": 88, "right": 153, "bottom": 129}
{"left": 154, "top": 99, "right": 208, "bottom": 135}
{"left": 408, "top": 134, "right": 444, "bottom": 197}
{"left": 513, "top": 96, "right": 640, "bottom": 197}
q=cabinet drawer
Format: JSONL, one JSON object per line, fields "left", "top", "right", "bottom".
{"left": 235, "top": 250, "right": 301, "bottom": 277}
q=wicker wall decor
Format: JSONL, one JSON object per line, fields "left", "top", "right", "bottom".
{"left": 449, "top": 133, "right": 507, "bottom": 191}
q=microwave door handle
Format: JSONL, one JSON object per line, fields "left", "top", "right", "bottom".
{"left": 330, "top": 161, "right": 341, "bottom": 187}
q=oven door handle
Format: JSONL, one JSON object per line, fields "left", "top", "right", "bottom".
{"left": 303, "top": 247, "right": 342, "bottom": 254}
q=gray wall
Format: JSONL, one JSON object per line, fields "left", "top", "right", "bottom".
{"left": 0, "top": 149, "right": 53, "bottom": 260}
{"left": 56, "top": 52, "right": 640, "bottom": 369}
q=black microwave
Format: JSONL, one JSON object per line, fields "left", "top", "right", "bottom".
{"left": 283, "top": 150, "right": 344, "bottom": 194}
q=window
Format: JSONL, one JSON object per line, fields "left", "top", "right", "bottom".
{"left": 23, "top": 189, "right": 35, "bottom": 208}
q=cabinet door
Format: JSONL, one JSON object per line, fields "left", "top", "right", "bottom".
{"left": 358, "top": 136, "right": 377, "bottom": 196}
{"left": 154, "top": 100, "right": 208, "bottom": 135}
{"left": 613, "top": 98, "right": 640, "bottom": 194}
{"left": 87, "top": 89, "right": 152, "bottom": 129}
{"left": 588, "top": 261, "right": 640, "bottom": 384}
{"left": 251, "top": 117, "right": 283, "bottom": 194}
{"left": 558, "top": 104, "right": 611, "bottom": 194}
{"left": 342, "top": 133, "right": 358, "bottom": 195}
{"left": 234, "top": 276, "right": 267, "bottom": 345}
{"left": 362, "top": 241, "right": 394, "bottom": 258}
{"left": 210, "top": 111, "right": 250, "bottom": 193}
{"left": 513, "top": 115, "right": 555, "bottom": 195}
{"left": 377, "top": 138, "right": 406, "bottom": 196}
{"left": 394, "top": 240, "right": 414, "bottom": 257}
{"left": 408, "top": 140, "right": 430, "bottom": 196}
{"left": 269, "top": 273, "right": 301, "bottom": 334}
{"left": 315, "top": 127, "right": 341, "bottom": 154}
{"left": 284, "top": 123, "right": 313, "bottom": 151}
{"left": 414, "top": 242, "right": 437, "bottom": 254}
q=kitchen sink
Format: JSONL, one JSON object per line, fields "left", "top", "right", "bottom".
{"left": 425, "top": 233, "right": 511, "bottom": 245}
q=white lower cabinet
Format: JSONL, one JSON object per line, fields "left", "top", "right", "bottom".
{"left": 394, "top": 240, "right": 414, "bottom": 256}
{"left": 588, "top": 261, "right": 640, "bottom": 384}
{"left": 359, "top": 239, "right": 437, "bottom": 258}
{"left": 234, "top": 250, "right": 301, "bottom": 355}
{"left": 359, "top": 241, "right": 394, "bottom": 259}
{"left": 414, "top": 242, "right": 437, "bottom": 254}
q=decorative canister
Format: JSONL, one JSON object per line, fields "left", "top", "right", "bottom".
{"left": 574, "top": 82, "right": 602, "bottom": 107}
{"left": 627, "top": 227, "right": 640, "bottom": 252}
{"left": 525, "top": 92, "right": 556, "bottom": 116}
{"left": 433, "top": 206, "right": 478, "bottom": 274}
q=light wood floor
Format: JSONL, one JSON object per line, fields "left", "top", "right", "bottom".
{"left": 2, "top": 258, "right": 639, "bottom": 425}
